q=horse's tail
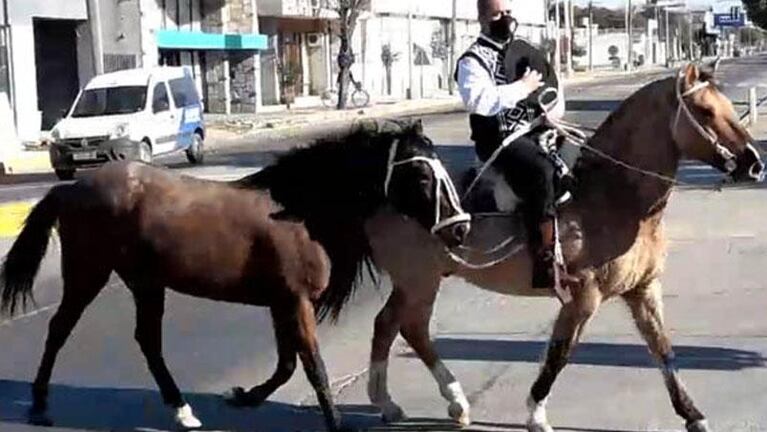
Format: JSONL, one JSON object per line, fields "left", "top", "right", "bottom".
{"left": 1, "top": 185, "right": 67, "bottom": 317}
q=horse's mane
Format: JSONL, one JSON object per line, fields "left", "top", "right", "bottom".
{"left": 236, "top": 123, "right": 421, "bottom": 321}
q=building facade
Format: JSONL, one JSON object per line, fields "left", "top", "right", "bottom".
{"left": 1, "top": 0, "right": 92, "bottom": 141}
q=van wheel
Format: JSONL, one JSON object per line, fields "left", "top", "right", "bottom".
{"left": 55, "top": 169, "right": 75, "bottom": 181}
{"left": 138, "top": 140, "right": 152, "bottom": 164}
{"left": 186, "top": 133, "right": 204, "bottom": 165}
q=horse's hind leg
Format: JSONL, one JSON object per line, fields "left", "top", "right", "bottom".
{"left": 128, "top": 285, "right": 201, "bottom": 429}
{"left": 30, "top": 258, "right": 110, "bottom": 425}
{"left": 624, "top": 280, "right": 708, "bottom": 432}
{"left": 225, "top": 309, "right": 298, "bottom": 407}
{"left": 526, "top": 286, "right": 601, "bottom": 432}
{"left": 291, "top": 295, "right": 345, "bottom": 432}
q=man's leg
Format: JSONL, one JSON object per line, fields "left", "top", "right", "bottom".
{"left": 496, "top": 136, "right": 561, "bottom": 288}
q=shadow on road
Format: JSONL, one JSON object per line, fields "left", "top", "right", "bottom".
{"left": 0, "top": 379, "right": 384, "bottom": 432}
{"left": 401, "top": 339, "right": 766, "bottom": 371}
{"left": 565, "top": 100, "right": 622, "bottom": 112}
{"left": 0, "top": 379, "right": 662, "bottom": 432}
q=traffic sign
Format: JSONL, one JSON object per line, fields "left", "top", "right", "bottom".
{"left": 714, "top": 13, "right": 745, "bottom": 28}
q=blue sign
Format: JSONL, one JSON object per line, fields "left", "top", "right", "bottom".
{"left": 714, "top": 13, "right": 745, "bottom": 28}
{"left": 156, "top": 30, "right": 268, "bottom": 51}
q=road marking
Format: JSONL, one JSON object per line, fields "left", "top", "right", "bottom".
{"left": 0, "top": 168, "right": 263, "bottom": 239}
{"left": 0, "top": 201, "right": 36, "bottom": 238}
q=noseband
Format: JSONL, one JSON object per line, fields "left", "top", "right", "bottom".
{"left": 384, "top": 140, "right": 472, "bottom": 234}
{"left": 672, "top": 71, "right": 761, "bottom": 176}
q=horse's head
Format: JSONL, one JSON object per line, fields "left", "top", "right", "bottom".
{"left": 382, "top": 119, "right": 471, "bottom": 247}
{"left": 673, "top": 62, "right": 764, "bottom": 182}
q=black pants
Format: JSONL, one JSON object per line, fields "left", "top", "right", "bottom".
{"left": 476, "top": 134, "right": 557, "bottom": 246}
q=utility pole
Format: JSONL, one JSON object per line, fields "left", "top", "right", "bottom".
{"left": 688, "top": 10, "right": 694, "bottom": 60}
{"left": 626, "top": 0, "right": 633, "bottom": 72}
{"left": 86, "top": 0, "right": 104, "bottom": 75}
{"left": 407, "top": 4, "right": 415, "bottom": 100}
{"left": 665, "top": 7, "right": 671, "bottom": 66}
{"left": 588, "top": 0, "right": 594, "bottom": 71}
{"left": 555, "top": 0, "right": 562, "bottom": 74}
{"left": 449, "top": 0, "right": 457, "bottom": 96}
{"left": 563, "top": 0, "right": 573, "bottom": 77}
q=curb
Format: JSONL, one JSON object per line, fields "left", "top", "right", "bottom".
{"left": 0, "top": 151, "right": 51, "bottom": 176}
{"left": 205, "top": 100, "right": 464, "bottom": 153}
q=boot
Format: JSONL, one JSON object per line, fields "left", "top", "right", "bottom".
{"left": 531, "top": 219, "right": 579, "bottom": 290}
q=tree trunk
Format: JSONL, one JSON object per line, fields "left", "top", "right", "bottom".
{"left": 335, "top": 5, "right": 361, "bottom": 110}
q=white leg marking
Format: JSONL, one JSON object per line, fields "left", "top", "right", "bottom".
{"left": 526, "top": 395, "right": 553, "bottom": 432}
{"left": 368, "top": 361, "right": 406, "bottom": 423}
{"left": 431, "top": 361, "right": 471, "bottom": 426}
{"left": 174, "top": 403, "right": 202, "bottom": 429}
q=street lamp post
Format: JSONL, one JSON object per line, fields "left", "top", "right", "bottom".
{"left": 626, "top": 0, "right": 633, "bottom": 72}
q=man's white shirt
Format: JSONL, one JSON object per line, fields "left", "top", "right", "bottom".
{"left": 456, "top": 34, "right": 565, "bottom": 119}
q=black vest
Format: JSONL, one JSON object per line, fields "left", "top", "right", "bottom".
{"left": 456, "top": 37, "right": 559, "bottom": 160}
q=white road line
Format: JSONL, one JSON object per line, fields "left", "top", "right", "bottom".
{"left": 0, "top": 281, "right": 123, "bottom": 328}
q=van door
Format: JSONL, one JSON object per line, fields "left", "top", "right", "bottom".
{"left": 168, "top": 75, "right": 203, "bottom": 151}
{"left": 149, "top": 81, "right": 177, "bottom": 155}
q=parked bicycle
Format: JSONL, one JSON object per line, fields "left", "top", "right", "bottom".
{"left": 321, "top": 72, "right": 370, "bottom": 108}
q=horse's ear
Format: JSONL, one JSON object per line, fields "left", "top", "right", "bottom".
{"left": 412, "top": 119, "right": 424, "bottom": 136}
{"left": 683, "top": 63, "right": 700, "bottom": 87}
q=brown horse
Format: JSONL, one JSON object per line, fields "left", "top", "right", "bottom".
{"left": 363, "top": 64, "right": 764, "bottom": 432}
{"left": 0, "top": 122, "right": 471, "bottom": 431}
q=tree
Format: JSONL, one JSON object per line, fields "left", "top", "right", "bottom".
{"left": 327, "top": 0, "right": 371, "bottom": 109}
{"left": 381, "top": 44, "right": 401, "bottom": 96}
{"left": 742, "top": 0, "right": 767, "bottom": 30}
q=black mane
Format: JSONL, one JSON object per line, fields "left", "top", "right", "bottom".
{"left": 235, "top": 123, "right": 422, "bottom": 321}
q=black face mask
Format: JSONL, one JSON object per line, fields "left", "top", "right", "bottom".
{"left": 489, "top": 15, "right": 516, "bottom": 43}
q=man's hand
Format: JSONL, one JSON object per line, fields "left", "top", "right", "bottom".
{"left": 520, "top": 67, "right": 544, "bottom": 95}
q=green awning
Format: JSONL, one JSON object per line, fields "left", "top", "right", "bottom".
{"left": 157, "top": 30, "right": 268, "bottom": 50}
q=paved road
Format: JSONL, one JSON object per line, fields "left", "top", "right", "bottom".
{"left": 1, "top": 56, "right": 767, "bottom": 432}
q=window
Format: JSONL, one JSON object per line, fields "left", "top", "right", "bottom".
{"left": 71, "top": 86, "right": 147, "bottom": 118}
{"left": 169, "top": 78, "right": 200, "bottom": 108}
{"left": 152, "top": 83, "right": 170, "bottom": 113}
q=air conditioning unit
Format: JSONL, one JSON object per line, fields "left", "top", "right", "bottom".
{"left": 307, "top": 33, "right": 323, "bottom": 47}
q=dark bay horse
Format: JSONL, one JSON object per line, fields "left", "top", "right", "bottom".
{"left": 0, "top": 122, "right": 471, "bottom": 431}
{"left": 363, "top": 64, "right": 764, "bottom": 432}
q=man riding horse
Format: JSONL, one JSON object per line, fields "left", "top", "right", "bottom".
{"left": 456, "top": 0, "right": 574, "bottom": 289}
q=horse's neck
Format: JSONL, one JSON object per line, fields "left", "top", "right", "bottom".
{"left": 576, "top": 78, "right": 679, "bottom": 218}
{"left": 571, "top": 79, "right": 679, "bottom": 265}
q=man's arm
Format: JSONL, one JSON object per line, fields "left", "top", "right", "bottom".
{"left": 456, "top": 57, "right": 539, "bottom": 117}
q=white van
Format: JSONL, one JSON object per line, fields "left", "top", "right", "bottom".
{"left": 49, "top": 67, "right": 205, "bottom": 180}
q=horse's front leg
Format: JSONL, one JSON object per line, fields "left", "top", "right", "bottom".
{"left": 624, "top": 280, "right": 709, "bottom": 432}
{"left": 527, "top": 284, "right": 601, "bottom": 432}
{"left": 368, "top": 280, "right": 471, "bottom": 426}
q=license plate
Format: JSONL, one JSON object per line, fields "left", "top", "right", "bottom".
{"left": 72, "top": 152, "right": 97, "bottom": 161}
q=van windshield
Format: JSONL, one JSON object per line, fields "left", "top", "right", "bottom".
{"left": 71, "top": 86, "right": 148, "bottom": 118}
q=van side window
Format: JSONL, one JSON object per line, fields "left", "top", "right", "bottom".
{"left": 152, "top": 83, "right": 171, "bottom": 113}
{"left": 169, "top": 78, "right": 201, "bottom": 108}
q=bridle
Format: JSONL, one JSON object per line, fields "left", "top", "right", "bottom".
{"left": 384, "top": 140, "right": 472, "bottom": 235}
{"left": 672, "top": 70, "right": 763, "bottom": 180}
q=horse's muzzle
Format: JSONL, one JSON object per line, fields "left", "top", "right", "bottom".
{"left": 436, "top": 220, "right": 471, "bottom": 248}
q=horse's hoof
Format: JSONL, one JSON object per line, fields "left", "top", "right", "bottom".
{"left": 526, "top": 422, "right": 554, "bottom": 432}
{"left": 174, "top": 404, "right": 202, "bottom": 430}
{"left": 380, "top": 401, "right": 407, "bottom": 423}
{"left": 224, "top": 386, "right": 266, "bottom": 408}
{"left": 448, "top": 401, "right": 471, "bottom": 427}
{"left": 687, "top": 419, "right": 710, "bottom": 432}
{"left": 27, "top": 407, "right": 53, "bottom": 427}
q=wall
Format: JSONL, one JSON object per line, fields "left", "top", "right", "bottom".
{"left": 8, "top": 0, "right": 87, "bottom": 140}
{"left": 100, "top": 0, "right": 142, "bottom": 72}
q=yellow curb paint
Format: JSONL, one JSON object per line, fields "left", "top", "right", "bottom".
{"left": 0, "top": 201, "right": 35, "bottom": 238}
